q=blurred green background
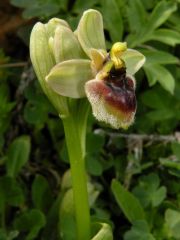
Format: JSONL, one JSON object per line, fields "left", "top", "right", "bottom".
{"left": 0, "top": 0, "right": 180, "bottom": 239}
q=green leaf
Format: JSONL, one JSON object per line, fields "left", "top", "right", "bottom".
{"left": 91, "top": 222, "right": 113, "bottom": 240}
{"left": 11, "top": 0, "right": 64, "bottom": 19}
{"left": 124, "top": 220, "right": 155, "bottom": 240}
{"left": 152, "top": 187, "right": 167, "bottom": 207}
{"left": 111, "top": 179, "right": 145, "bottom": 223}
{"left": 85, "top": 133, "right": 105, "bottom": 175}
{"left": 86, "top": 133, "right": 105, "bottom": 153}
{"left": 164, "top": 209, "right": 180, "bottom": 239}
{"left": 127, "top": 0, "right": 147, "bottom": 33}
{"left": 159, "top": 158, "right": 180, "bottom": 171}
{"left": 144, "top": 64, "right": 175, "bottom": 94}
{"left": 24, "top": 95, "right": 50, "bottom": 126}
{"left": 145, "top": 1, "right": 177, "bottom": 32}
{"left": 143, "top": 66, "right": 157, "bottom": 86}
{"left": 6, "top": 136, "right": 30, "bottom": 177}
{"left": 127, "top": 1, "right": 177, "bottom": 46}
{"left": 168, "top": 12, "right": 180, "bottom": 32}
{"left": 14, "top": 209, "right": 46, "bottom": 240}
{"left": 0, "top": 176, "right": 24, "bottom": 211}
{"left": 86, "top": 153, "right": 103, "bottom": 176}
{"left": 102, "top": 0, "right": 123, "bottom": 41}
{"left": 133, "top": 173, "right": 167, "bottom": 208}
{"left": 72, "top": 0, "right": 98, "bottom": 13}
{"left": 149, "top": 28, "right": 180, "bottom": 46}
{"left": 141, "top": 89, "right": 171, "bottom": 109}
{"left": 46, "top": 59, "right": 94, "bottom": 98}
{"left": 146, "top": 109, "right": 175, "bottom": 121}
{"left": 142, "top": 49, "right": 179, "bottom": 66}
{"left": 77, "top": 9, "right": 106, "bottom": 57}
{"left": 23, "top": 3, "right": 60, "bottom": 19}
{"left": 32, "top": 175, "right": 53, "bottom": 212}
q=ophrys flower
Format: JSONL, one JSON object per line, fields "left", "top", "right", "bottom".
{"left": 30, "top": 9, "right": 145, "bottom": 129}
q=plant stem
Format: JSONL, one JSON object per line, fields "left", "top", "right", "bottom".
{"left": 62, "top": 114, "right": 90, "bottom": 240}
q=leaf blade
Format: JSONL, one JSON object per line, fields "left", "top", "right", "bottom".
{"left": 144, "top": 65, "right": 175, "bottom": 94}
{"left": 102, "top": 0, "right": 123, "bottom": 41}
{"left": 6, "top": 136, "right": 31, "bottom": 178}
{"left": 146, "top": 1, "right": 177, "bottom": 31}
{"left": 149, "top": 28, "right": 180, "bottom": 46}
{"left": 111, "top": 179, "right": 145, "bottom": 223}
{"left": 142, "top": 49, "right": 179, "bottom": 66}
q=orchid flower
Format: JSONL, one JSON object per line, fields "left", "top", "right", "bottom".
{"left": 30, "top": 9, "right": 145, "bottom": 129}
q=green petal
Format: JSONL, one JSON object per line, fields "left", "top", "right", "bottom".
{"left": 121, "top": 49, "right": 146, "bottom": 75}
{"left": 46, "top": 59, "right": 94, "bottom": 98}
{"left": 77, "top": 9, "right": 106, "bottom": 58}
{"left": 53, "top": 26, "right": 86, "bottom": 63}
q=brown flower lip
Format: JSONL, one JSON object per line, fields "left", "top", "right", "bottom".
{"left": 102, "top": 67, "right": 136, "bottom": 113}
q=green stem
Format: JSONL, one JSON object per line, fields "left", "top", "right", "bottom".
{"left": 62, "top": 113, "right": 90, "bottom": 240}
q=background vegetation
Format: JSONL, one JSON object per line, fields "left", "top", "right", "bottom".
{"left": 0, "top": 0, "right": 180, "bottom": 239}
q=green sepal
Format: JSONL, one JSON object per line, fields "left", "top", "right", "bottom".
{"left": 46, "top": 59, "right": 94, "bottom": 98}
{"left": 77, "top": 9, "right": 106, "bottom": 58}
{"left": 30, "top": 22, "right": 69, "bottom": 117}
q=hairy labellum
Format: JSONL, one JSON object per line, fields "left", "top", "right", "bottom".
{"left": 104, "top": 67, "right": 136, "bottom": 113}
{"left": 85, "top": 66, "right": 136, "bottom": 129}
